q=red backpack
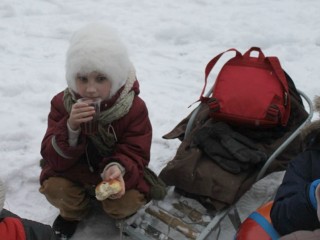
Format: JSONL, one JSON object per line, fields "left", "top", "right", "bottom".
{"left": 200, "top": 47, "right": 290, "bottom": 128}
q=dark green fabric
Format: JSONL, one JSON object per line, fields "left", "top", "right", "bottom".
{"left": 193, "top": 121, "right": 267, "bottom": 174}
{"left": 193, "top": 127, "right": 249, "bottom": 173}
{"left": 208, "top": 122, "right": 267, "bottom": 164}
{"left": 143, "top": 167, "right": 167, "bottom": 200}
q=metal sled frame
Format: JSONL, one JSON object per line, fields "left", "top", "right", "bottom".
{"left": 122, "top": 89, "right": 314, "bottom": 240}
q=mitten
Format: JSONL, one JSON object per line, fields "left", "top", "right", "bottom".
{"left": 193, "top": 127, "right": 249, "bottom": 173}
{"left": 205, "top": 143, "right": 250, "bottom": 173}
{"left": 309, "top": 180, "right": 320, "bottom": 221}
{"left": 220, "top": 136, "right": 267, "bottom": 164}
{"left": 208, "top": 122, "right": 267, "bottom": 164}
{"left": 143, "top": 167, "right": 167, "bottom": 200}
{"left": 193, "top": 127, "right": 233, "bottom": 159}
{"left": 208, "top": 122, "right": 256, "bottom": 149}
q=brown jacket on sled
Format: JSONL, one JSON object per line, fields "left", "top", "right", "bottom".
{"left": 159, "top": 76, "right": 309, "bottom": 211}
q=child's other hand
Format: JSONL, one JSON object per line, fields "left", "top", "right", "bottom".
{"left": 68, "top": 102, "right": 95, "bottom": 130}
{"left": 102, "top": 165, "right": 125, "bottom": 199}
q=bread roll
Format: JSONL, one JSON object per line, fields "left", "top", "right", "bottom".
{"left": 95, "top": 179, "right": 122, "bottom": 201}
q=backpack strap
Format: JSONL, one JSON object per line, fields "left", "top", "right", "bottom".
{"left": 200, "top": 48, "right": 242, "bottom": 102}
{"left": 225, "top": 46, "right": 290, "bottom": 126}
{"left": 267, "top": 57, "right": 291, "bottom": 126}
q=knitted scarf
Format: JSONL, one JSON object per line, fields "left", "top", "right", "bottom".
{"left": 63, "top": 66, "right": 136, "bottom": 156}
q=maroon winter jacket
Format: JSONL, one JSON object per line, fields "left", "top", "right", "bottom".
{"left": 40, "top": 80, "right": 152, "bottom": 195}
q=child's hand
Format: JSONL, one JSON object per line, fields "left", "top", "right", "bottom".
{"left": 68, "top": 102, "right": 95, "bottom": 130}
{"left": 102, "top": 165, "right": 126, "bottom": 199}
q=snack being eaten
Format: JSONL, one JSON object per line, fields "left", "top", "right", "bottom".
{"left": 95, "top": 179, "right": 122, "bottom": 201}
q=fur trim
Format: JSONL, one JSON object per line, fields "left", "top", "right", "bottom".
{"left": 65, "top": 23, "right": 131, "bottom": 99}
{"left": 301, "top": 96, "right": 320, "bottom": 140}
{"left": 0, "top": 179, "right": 5, "bottom": 212}
{"left": 315, "top": 95, "right": 320, "bottom": 113}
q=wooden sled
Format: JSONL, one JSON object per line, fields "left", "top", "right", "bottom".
{"left": 121, "top": 90, "right": 314, "bottom": 240}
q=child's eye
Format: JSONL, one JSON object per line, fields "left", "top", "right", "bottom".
{"left": 96, "top": 75, "right": 107, "bottom": 82}
{"left": 77, "top": 76, "right": 88, "bottom": 82}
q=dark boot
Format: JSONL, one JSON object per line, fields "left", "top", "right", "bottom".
{"left": 52, "top": 215, "right": 79, "bottom": 239}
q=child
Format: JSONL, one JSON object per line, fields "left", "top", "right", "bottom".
{"left": 0, "top": 178, "right": 58, "bottom": 240}
{"left": 270, "top": 96, "right": 320, "bottom": 239}
{"left": 39, "top": 23, "right": 152, "bottom": 239}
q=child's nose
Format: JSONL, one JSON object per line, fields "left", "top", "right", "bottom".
{"left": 86, "top": 83, "right": 97, "bottom": 93}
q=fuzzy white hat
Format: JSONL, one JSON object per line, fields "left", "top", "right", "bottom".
{"left": 0, "top": 178, "right": 5, "bottom": 212}
{"left": 65, "top": 23, "right": 131, "bottom": 98}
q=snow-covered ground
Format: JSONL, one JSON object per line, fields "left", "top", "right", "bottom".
{"left": 0, "top": 0, "right": 319, "bottom": 239}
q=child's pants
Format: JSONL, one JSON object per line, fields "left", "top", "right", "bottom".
{"left": 39, "top": 177, "right": 146, "bottom": 220}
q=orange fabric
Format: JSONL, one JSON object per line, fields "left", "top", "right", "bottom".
{"left": 236, "top": 201, "right": 275, "bottom": 240}
{"left": 236, "top": 218, "right": 272, "bottom": 240}
{"left": 0, "top": 217, "right": 26, "bottom": 240}
{"left": 256, "top": 201, "right": 274, "bottom": 223}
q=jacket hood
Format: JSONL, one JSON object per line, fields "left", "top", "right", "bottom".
{"left": 301, "top": 96, "right": 320, "bottom": 150}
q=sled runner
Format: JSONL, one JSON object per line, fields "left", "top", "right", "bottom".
{"left": 121, "top": 89, "right": 313, "bottom": 240}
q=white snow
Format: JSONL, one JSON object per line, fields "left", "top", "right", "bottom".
{"left": 0, "top": 0, "right": 319, "bottom": 239}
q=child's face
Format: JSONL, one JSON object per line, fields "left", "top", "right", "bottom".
{"left": 75, "top": 71, "right": 111, "bottom": 99}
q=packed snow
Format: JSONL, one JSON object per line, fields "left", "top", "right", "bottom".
{"left": 0, "top": 0, "right": 319, "bottom": 239}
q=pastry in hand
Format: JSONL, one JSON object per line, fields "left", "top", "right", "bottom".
{"left": 95, "top": 179, "right": 122, "bottom": 201}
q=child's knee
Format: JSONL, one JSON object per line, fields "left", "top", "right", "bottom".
{"left": 40, "top": 177, "right": 90, "bottom": 220}
{"left": 102, "top": 189, "right": 146, "bottom": 219}
{"left": 39, "top": 177, "right": 74, "bottom": 197}
{"left": 39, "top": 177, "right": 88, "bottom": 206}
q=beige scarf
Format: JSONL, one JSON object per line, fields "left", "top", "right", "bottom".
{"left": 63, "top": 66, "right": 136, "bottom": 156}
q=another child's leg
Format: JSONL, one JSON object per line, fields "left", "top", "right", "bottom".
{"left": 101, "top": 189, "right": 146, "bottom": 219}
{"left": 39, "top": 177, "right": 90, "bottom": 220}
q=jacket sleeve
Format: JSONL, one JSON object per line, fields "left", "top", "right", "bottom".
{"left": 271, "top": 151, "right": 320, "bottom": 235}
{"left": 21, "top": 218, "right": 58, "bottom": 240}
{"left": 0, "top": 209, "right": 58, "bottom": 240}
{"left": 0, "top": 211, "right": 26, "bottom": 240}
{"left": 101, "top": 97, "right": 152, "bottom": 191}
{"left": 41, "top": 93, "right": 87, "bottom": 171}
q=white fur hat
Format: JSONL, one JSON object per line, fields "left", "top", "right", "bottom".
{"left": 0, "top": 178, "right": 5, "bottom": 212}
{"left": 65, "top": 23, "right": 131, "bottom": 98}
